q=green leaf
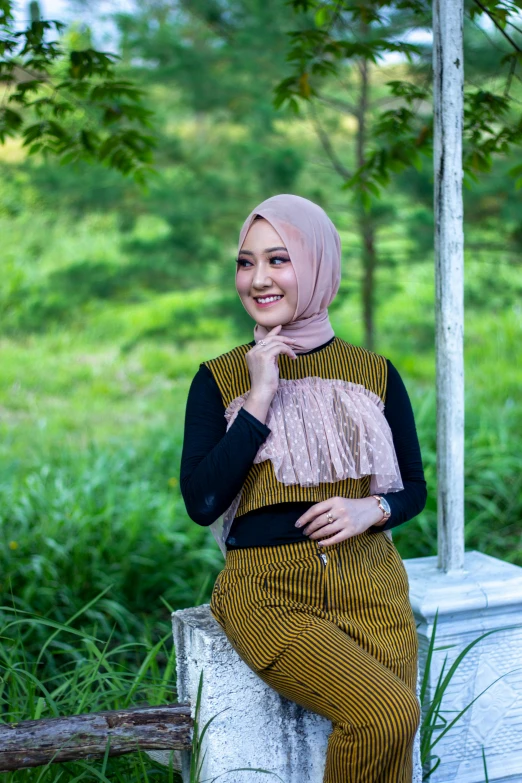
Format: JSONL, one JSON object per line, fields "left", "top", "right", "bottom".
{"left": 314, "top": 7, "right": 329, "bottom": 26}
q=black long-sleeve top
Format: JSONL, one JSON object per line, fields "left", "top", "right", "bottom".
{"left": 180, "top": 338, "right": 427, "bottom": 549}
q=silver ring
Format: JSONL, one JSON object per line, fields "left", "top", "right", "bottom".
{"left": 259, "top": 339, "right": 267, "bottom": 346}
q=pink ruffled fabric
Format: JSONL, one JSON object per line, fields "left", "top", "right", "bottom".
{"left": 225, "top": 377, "right": 403, "bottom": 494}
{"left": 209, "top": 377, "right": 402, "bottom": 556}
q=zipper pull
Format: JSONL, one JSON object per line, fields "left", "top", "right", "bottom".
{"left": 320, "top": 553, "right": 328, "bottom": 565}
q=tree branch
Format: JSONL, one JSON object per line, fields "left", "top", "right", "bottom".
{"left": 316, "top": 92, "right": 358, "bottom": 116}
{"left": 471, "top": 0, "right": 522, "bottom": 52}
{"left": 307, "top": 101, "right": 352, "bottom": 179}
{"left": 0, "top": 703, "right": 192, "bottom": 771}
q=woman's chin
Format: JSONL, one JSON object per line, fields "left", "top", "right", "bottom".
{"left": 256, "top": 317, "right": 288, "bottom": 329}
{"left": 252, "top": 309, "right": 295, "bottom": 329}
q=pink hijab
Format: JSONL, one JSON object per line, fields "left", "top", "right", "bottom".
{"left": 237, "top": 194, "right": 342, "bottom": 353}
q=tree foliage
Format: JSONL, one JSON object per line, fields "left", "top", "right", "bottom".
{"left": 276, "top": 0, "right": 522, "bottom": 206}
{"left": 0, "top": 0, "right": 156, "bottom": 182}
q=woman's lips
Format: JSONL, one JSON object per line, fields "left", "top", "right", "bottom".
{"left": 253, "top": 295, "right": 284, "bottom": 308}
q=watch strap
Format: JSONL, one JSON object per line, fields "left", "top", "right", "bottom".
{"left": 371, "top": 494, "right": 391, "bottom": 523}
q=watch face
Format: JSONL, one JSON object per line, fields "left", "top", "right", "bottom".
{"left": 381, "top": 497, "right": 391, "bottom": 514}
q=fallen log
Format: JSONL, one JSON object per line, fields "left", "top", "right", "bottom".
{"left": 0, "top": 703, "right": 192, "bottom": 771}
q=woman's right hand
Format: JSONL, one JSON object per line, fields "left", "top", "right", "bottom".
{"left": 242, "top": 325, "right": 297, "bottom": 423}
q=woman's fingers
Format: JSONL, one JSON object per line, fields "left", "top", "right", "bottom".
{"left": 246, "top": 325, "right": 298, "bottom": 397}
{"left": 295, "top": 500, "right": 332, "bottom": 528}
{"left": 317, "top": 530, "right": 349, "bottom": 547}
{"left": 308, "top": 522, "right": 343, "bottom": 541}
{"left": 256, "top": 335, "right": 297, "bottom": 347}
{"left": 259, "top": 342, "right": 297, "bottom": 359}
{"left": 256, "top": 337, "right": 296, "bottom": 350}
{"left": 252, "top": 338, "right": 297, "bottom": 356}
{"left": 277, "top": 345, "right": 298, "bottom": 359}
{"left": 303, "top": 515, "right": 337, "bottom": 536}
{"left": 258, "top": 324, "right": 296, "bottom": 344}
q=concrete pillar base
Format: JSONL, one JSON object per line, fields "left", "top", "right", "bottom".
{"left": 403, "top": 550, "right": 522, "bottom": 783}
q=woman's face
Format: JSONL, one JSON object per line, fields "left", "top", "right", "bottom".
{"left": 236, "top": 218, "right": 298, "bottom": 328}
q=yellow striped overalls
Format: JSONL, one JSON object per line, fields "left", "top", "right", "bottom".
{"left": 206, "top": 338, "right": 420, "bottom": 782}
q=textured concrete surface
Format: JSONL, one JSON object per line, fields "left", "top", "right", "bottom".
{"left": 404, "top": 550, "right": 522, "bottom": 783}
{"left": 171, "top": 604, "right": 423, "bottom": 783}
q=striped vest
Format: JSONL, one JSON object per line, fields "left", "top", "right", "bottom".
{"left": 203, "top": 337, "right": 388, "bottom": 518}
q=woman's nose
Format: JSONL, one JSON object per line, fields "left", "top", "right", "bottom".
{"left": 252, "top": 263, "right": 273, "bottom": 288}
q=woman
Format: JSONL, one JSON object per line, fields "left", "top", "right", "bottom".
{"left": 180, "top": 193, "right": 427, "bottom": 783}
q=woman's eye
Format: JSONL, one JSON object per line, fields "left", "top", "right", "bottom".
{"left": 236, "top": 256, "right": 289, "bottom": 267}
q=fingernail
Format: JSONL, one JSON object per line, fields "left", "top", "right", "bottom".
{"left": 294, "top": 522, "right": 301, "bottom": 527}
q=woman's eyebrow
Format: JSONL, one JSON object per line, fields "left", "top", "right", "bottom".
{"left": 238, "top": 246, "right": 289, "bottom": 255}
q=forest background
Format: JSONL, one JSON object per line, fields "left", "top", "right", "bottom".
{"left": 1, "top": 1, "right": 521, "bottom": 780}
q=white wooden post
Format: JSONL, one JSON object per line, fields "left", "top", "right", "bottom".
{"left": 433, "top": 0, "right": 465, "bottom": 572}
{"left": 401, "top": 10, "right": 522, "bottom": 782}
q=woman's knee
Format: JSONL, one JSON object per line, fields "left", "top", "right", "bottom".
{"left": 377, "top": 684, "right": 420, "bottom": 745}
{"left": 335, "top": 679, "right": 420, "bottom": 745}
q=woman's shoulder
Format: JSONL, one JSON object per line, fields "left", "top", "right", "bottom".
{"left": 198, "top": 340, "right": 254, "bottom": 406}
{"left": 334, "top": 336, "right": 389, "bottom": 367}
{"left": 201, "top": 340, "right": 254, "bottom": 371}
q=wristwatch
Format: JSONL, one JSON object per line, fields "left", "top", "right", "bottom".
{"left": 371, "top": 495, "right": 392, "bottom": 525}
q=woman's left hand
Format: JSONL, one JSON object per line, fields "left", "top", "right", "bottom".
{"left": 294, "top": 496, "right": 385, "bottom": 546}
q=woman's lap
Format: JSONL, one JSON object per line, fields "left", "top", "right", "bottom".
{"left": 257, "top": 618, "right": 419, "bottom": 730}
{"left": 210, "top": 531, "right": 418, "bottom": 692}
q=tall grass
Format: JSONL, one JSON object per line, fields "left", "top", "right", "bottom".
{"left": 419, "top": 610, "right": 522, "bottom": 780}
{"left": 1, "top": 434, "right": 222, "bottom": 670}
{"left": 3, "top": 602, "right": 513, "bottom": 782}
{"left": 1, "top": 593, "right": 180, "bottom": 782}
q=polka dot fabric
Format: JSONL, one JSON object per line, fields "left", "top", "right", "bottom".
{"left": 224, "top": 376, "right": 403, "bottom": 495}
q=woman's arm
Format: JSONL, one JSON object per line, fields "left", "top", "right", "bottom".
{"left": 179, "top": 365, "right": 271, "bottom": 526}
{"left": 367, "top": 359, "right": 428, "bottom": 533}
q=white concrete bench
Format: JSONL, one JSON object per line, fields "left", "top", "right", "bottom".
{"left": 170, "top": 603, "right": 422, "bottom": 783}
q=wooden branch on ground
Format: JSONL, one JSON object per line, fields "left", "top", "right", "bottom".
{"left": 0, "top": 703, "right": 192, "bottom": 771}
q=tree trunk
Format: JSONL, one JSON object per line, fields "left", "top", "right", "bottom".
{"left": 359, "top": 208, "right": 377, "bottom": 351}
{"left": 0, "top": 703, "right": 192, "bottom": 771}
{"left": 356, "top": 56, "right": 377, "bottom": 351}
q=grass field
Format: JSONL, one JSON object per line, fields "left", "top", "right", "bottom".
{"left": 1, "top": 207, "right": 521, "bottom": 780}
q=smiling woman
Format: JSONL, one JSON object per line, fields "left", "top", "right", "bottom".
{"left": 235, "top": 217, "right": 298, "bottom": 326}
{"left": 179, "top": 193, "right": 426, "bottom": 783}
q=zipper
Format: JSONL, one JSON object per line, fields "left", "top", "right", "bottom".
{"left": 318, "top": 550, "right": 328, "bottom": 611}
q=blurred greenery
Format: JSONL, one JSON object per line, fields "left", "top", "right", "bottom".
{"left": 0, "top": 1, "right": 521, "bottom": 779}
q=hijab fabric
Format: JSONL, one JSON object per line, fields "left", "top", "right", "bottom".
{"left": 237, "top": 194, "right": 342, "bottom": 353}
